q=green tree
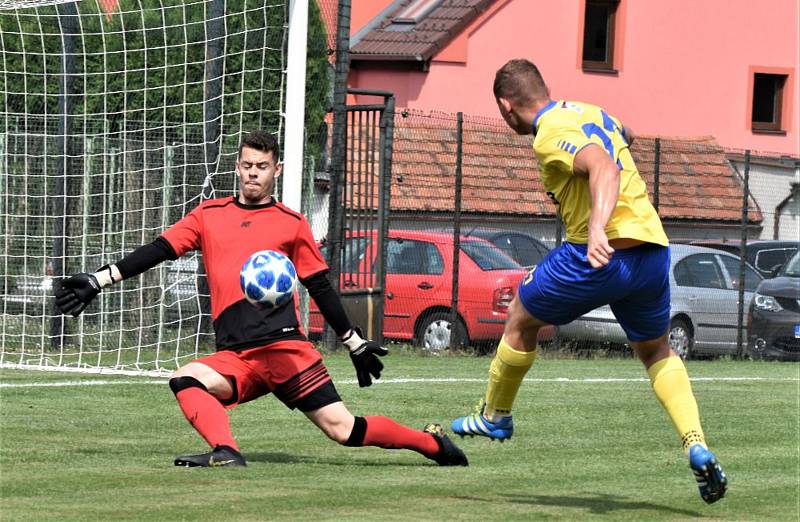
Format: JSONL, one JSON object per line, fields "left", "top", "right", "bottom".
{"left": 0, "top": 0, "right": 330, "bottom": 145}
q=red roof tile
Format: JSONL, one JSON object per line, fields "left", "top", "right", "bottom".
{"left": 351, "top": 0, "right": 496, "bottom": 62}
{"left": 344, "top": 110, "right": 762, "bottom": 224}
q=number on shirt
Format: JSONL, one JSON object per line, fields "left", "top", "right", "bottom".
{"left": 581, "top": 110, "right": 623, "bottom": 168}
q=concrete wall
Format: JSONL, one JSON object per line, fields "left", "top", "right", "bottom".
{"left": 730, "top": 159, "right": 800, "bottom": 240}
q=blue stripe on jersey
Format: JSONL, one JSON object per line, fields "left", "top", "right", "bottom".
{"left": 601, "top": 111, "right": 618, "bottom": 133}
{"left": 559, "top": 140, "right": 576, "bottom": 153}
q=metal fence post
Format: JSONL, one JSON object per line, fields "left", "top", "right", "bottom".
{"left": 552, "top": 214, "right": 563, "bottom": 352}
{"left": 50, "top": 1, "right": 78, "bottom": 349}
{"left": 653, "top": 137, "right": 661, "bottom": 212}
{"left": 376, "top": 94, "right": 395, "bottom": 345}
{"left": 325, "top": 0, "right": 351, "bottom": 350}
{"left": 735, "top": 150, "right": 750, "bottom": 359}
{"left": 204, "top": 0, "right": 224, "bottom": 181}
{"left": 450, "top": 112, "right": 463, "bottom": 350}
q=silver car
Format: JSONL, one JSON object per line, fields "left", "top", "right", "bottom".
{"left": 558, "top": 244, "right": 762, "bottom": 359}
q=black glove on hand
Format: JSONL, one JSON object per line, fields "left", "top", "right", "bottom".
{"left": 54, "top": 273, "right": 102, "bottom": 317}
{"left": 343, "top": 328, "right": 388, "bottom": 387}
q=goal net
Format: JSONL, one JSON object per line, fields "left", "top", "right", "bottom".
{"left": 0, "top": 0, "right": 330, "bottom": 375}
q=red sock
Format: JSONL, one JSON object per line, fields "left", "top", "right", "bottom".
{"left": 175, "top": 387, "right": 239, "bottom": 451}
{"left": 362, "top": 416, "right": 438, "bottom": 457}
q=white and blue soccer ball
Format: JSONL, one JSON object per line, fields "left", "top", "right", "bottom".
{"left": 239, "top": 250, "right": 297, "bottom": 308}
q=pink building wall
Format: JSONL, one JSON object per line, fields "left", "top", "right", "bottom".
{"left": 349, "top": 0, "right": 799, "bottom": 155}
{"left": 350, "top": 0, "right": 393, "bottom": 34}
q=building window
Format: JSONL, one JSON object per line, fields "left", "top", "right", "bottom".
{"left": 582, "top": 0, "right": 618, "bottom": 72}
{"left": 392, "top": 0, "right": 442, "bottom": 24}
{"left": 387, "top": 0, "right": 442, "bottom": 31}
{"left": 752, "top": 73, "right": 787, "bottom": 132}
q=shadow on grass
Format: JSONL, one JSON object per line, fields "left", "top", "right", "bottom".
{"left": 246, "top": 451, "right": 430, "bottom": 467}
{"left": 455, "top": 493, "right": 703, "bottom": 517}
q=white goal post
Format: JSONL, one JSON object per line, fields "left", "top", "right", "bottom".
{"left": 0, "top": 0, "right": 317, "bottom": 375}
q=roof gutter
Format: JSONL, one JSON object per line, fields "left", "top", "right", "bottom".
{"left": 350, "top": 53, "right": 427, "bottom": 62}
{"left": 350, "top": 53, "right": 431, "bottom": 71}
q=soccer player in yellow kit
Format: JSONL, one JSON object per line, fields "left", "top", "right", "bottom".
{"left": 451, "top": 59, "right": 727, "bottom": 504}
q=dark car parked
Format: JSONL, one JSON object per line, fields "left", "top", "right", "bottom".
{"left": 748, "top": 249, "right": 800, "bottom": 361}
{"left": 456, "top": 227, "right": 553, "bottom": 269}
{"left": 683, "top": 239, "right": 799, "bottom": 279}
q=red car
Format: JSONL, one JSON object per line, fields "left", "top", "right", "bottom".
{"left": 308, "top": 229, "right": 550, "bottom": 351}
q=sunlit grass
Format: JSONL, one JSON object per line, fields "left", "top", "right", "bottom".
{"left": 2, "top": 354, "right": 798, "bottom": 521}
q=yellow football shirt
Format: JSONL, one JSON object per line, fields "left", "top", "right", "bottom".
{"left": 532, "top": 100, "right": 668, "bottom": 246}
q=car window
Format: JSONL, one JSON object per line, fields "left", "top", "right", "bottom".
{"left": 780, "top": 251, "right": 800, "bottom": 278}
{"left": 343, "top": 237, "right": 370, "bottom": 273}
{"left": 754, "top": 248, "right": 797, "bottom": 274}
{"left": 318, "top": 237, "right": 370, "bottom": 274}
{"left": 496, "top": 234, "right": 546, "bottom": 267}
{"left": 718, "top": 255, "right": 762, "bottom": 292}
{"left": 386, "top": 239, "right": 443, "bottom": 275}
{"left": 461, "top": 240, "right": 521, "bottom": 271}
{"left": 673, "top": 254, "right": 726, "bottom": 289}
{"left": 489, "top": 235, "right": 516, "bottom": 260}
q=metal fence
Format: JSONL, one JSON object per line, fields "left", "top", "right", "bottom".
{"left": 1, "top": 0, "right": 798, "bottom": 372}
{"left": 1, "top": 107, "right": 798, "bottom": 365}
{"left": 325, "top": 107, "right": 800, "bottom": 360}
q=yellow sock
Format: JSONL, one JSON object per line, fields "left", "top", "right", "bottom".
{"left": 483, "top": 337, "right": 537, "bottom": 420}
{"left": 647, "top": 356, "right": 706, "bottom": 453}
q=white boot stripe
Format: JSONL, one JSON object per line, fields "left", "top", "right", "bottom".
{"left": 466, "top": 414, "right": 489, "bottom": 435}
{"left": 474, "top": 415, "right": 491, "bottom": 434}
{"left": 466, "top": 416, "right": 477, "bottom": 433}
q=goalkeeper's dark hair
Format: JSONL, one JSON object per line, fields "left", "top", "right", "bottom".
{"left": 239, "top": 130, "right": 280, "bottom": 160}
{"left": 493, "top": 58, "right": 549, "bottom": 105}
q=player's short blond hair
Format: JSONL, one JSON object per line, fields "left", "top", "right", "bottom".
{"left": 493, "top": 59, "right": 549, "bottom": 105}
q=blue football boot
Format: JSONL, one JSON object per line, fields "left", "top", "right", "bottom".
{"left": 451, "top": 402, "right": 513, "bottom": 442}
{"left": 688, "top": 444, "right": 727, "bottom": 504}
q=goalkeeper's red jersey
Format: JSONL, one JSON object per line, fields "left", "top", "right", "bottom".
{"left": 160, "top": 196, "right": 327, "bottom": 352}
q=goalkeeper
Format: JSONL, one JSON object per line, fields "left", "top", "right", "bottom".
{"left": 55, "top": 130, "right": 467, "bottom": 468}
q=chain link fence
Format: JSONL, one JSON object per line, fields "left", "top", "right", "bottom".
{"left": 323, "top": 107, "right": 799, "bottom": 359}
{"left": 2, "top": 0, "right": 798, "bottom": 372}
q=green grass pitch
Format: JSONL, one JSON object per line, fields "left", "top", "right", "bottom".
{"left": 1, "top": 351, "right": 798, "bottom": 521}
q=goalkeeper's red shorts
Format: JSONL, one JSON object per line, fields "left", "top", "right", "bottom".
{"left": 194, "top": 340, "right": 341, "bottom": 412}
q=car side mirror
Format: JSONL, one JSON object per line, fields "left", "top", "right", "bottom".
{"left": 769, "top": 264, "right": 783, "bottom": 278}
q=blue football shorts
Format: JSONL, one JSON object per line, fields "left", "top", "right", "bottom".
{"left": 517, "top": 242, "right": 671, "bottom": 342}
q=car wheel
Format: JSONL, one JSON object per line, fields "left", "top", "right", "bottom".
{"left": 668, "top": 318, "right": 694, "bottom": 360}
{"left": 416, "top": 312, "right": 468, "bottom": 353}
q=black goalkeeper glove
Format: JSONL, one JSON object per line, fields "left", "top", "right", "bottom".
{"left": 343, "top": 327, "right": 388, "bottom": 388}
{"left": 54, "top": 272, "right": 102, "bottom": 317}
